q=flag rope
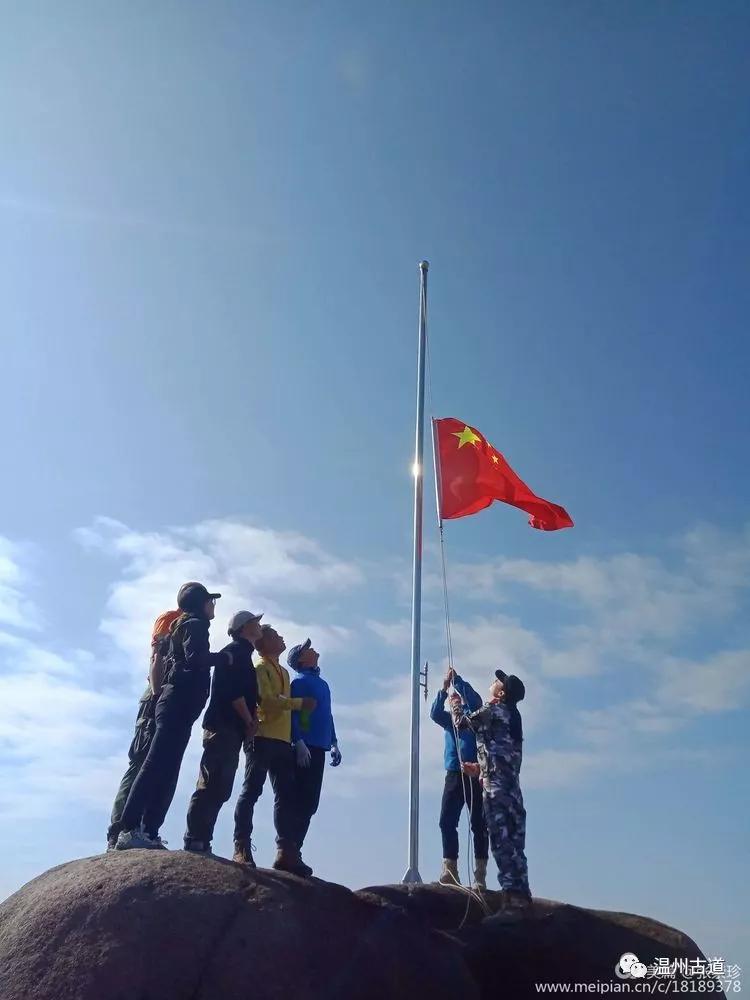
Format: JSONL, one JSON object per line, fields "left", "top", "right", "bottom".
{"left": 426, "top": 327, "right": 490, "bottom": 921}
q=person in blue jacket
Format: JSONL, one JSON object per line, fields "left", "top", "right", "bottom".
{"left": 430, "top": 667, "right": 489, "bottom": 889}
{"left": 289, "top": 639, "right": 341, "bottom": 858}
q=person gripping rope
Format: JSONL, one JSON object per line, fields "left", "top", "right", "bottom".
{"left": 183, "top": 610, "right": 264, "bottom": 855}
{"left": 115, "top": 583, "right": 231, "bottom": 850}
{"left": 454, "top": 670, "right": 530, "bottom": 909}
{"left": 430, "top": 667, "right": 489, "bottom": 889}
{"left": 232, "top": 625, "right": 316, "bottom": 876}
{"left": 289, "top": 639, "right": 341, "bottom": 860}
{"left": 106, "top": 608, "right": 181, "bottom": 849}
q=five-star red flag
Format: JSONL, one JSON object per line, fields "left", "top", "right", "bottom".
{"left": 434, "top": 417, "right": 574, "bottom": 531}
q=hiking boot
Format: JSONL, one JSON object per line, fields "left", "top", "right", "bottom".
{"left": 272, "top": 845, "right": 310, "bottom": 877}
{"left": 232, "top": 840, "right": 256, "bottom": 868}
{"left": 296, "top": 850, "right": 313, "bottom": 878}
{"left": 438, "top": 859, "right": 461, "bottom": 886}
{"left": 473, "top": 858, "right": 488, "bottom": 891}
{"left": 184, "top": 839, "right": 212, "bottom": 855}
{"left": 149, "top": 834, "right": 168, "bottom": 850}
{"left": 115, "top": 829, "right": 159, "bottom": 851}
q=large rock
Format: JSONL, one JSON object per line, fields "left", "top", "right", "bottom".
{"left": 0, "top": 854, "right": 720, "bottom": 1000}
{"left": 0, "top": 852, "right": 474, "bottom": 1000}
{"left": 360, "top": 884, "right": 723, "bottom": 998}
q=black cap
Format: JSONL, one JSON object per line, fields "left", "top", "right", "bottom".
{"left": 177, "top": 582, "right": 221, "bottom": 613}
{"left": 495, "top": 669, "right": 525, "bottom": 705}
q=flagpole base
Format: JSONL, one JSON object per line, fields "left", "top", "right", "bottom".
{"left": 401, "top": 867, "right": 423, "bottom": 885}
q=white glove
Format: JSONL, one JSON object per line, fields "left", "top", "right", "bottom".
{"left": 295, "top": 740, "right": 311, "bottom": 768}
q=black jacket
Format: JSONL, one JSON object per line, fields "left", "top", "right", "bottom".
{"left": 202, "top": 636, "right": 257, "bottom": 734}
{"left": 169, "top": 615, "right": 229, "bottom": 675}
{"left": 159, "top": 615, "right": 231, "bottom": 720}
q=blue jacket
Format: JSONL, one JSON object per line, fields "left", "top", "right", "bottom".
{"left": 290, "top": 670, "right": 338, "bottom": 750}
{"left": 430, "top": 674, "right": 482, "bottom": 771}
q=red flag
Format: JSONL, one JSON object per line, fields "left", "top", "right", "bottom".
{"left": 434, "top": 417, "right": 574, "bottom": 531}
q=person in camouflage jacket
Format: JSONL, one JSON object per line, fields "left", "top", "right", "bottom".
{"left": 453, "top": 671, "right": 530, "bottom": 907}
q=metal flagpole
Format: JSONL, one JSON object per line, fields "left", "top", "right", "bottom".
{"left": 403, "top": 260, "right": 429, "bottom": 885}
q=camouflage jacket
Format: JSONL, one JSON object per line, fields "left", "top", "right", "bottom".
{"left": 465, "top": 702, "right": 522, "bottom": 780}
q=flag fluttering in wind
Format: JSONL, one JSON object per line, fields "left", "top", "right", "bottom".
{"left": 434, "top": 417, "right": 574, "bottom": 531}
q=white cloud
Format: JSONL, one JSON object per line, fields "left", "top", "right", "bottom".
{"left": 521, "top": 749, "right": 604, "bottom": 789}
{"left": 0, "top": 517, "right": 367, "bottom": 826}
{"left": 0, "top": 537, "right": 40, "bottom": 631}
{"left": 362, "top": 524, "right": 750, "bottom": 788}
{"left": 76, "top": 517, "right": 363, "bottom": 690}
{"left": 0, "top": 628, "right": 124, "bottom": 821}
{"left": 334, "top": 676, "right": 445, "bottom": 795}
{"left": 367, "top": 619, "right": 412, "bottom": 647}
{"left": 1, "top": 516, "right": 747, "bottom": 828}
{"left": 657, "top": 649, "right": 750, "bottom": 713}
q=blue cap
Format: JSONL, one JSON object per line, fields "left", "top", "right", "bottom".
{"left": 287, "top": 638, "right": 312, "bottom": 672}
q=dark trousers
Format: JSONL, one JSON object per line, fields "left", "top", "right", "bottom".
{"left": 295, "top": 747, "right": 326, "bottom": 848}
{"left": 107, "top": 720, "right": 155, "bottom": 843}
{"left": 233, "top": 737, "right": 297, "bottom": 848}
{"left": 184, "top": 728, "right": 243, "bottom": 845}
{"left": 439, "top": 770, "right": 489, "bottom": 861}
{"left": 118, "top": 693, "right": 199, "bottom": 838}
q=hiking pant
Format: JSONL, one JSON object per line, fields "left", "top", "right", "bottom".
{"left": 184, "top": 728, "right": 243, "bottom": 845}
{"left": 233, "top": 737, "right": 297, "bottom": 848}
{"left": 484, "top": 766, "right": 529, "bottom": 894}
{"left": 118, "top": 689, "right": 203, "bottom": 838}
{"left": 294, "top": 746, "right": 326, "bottom": 848}
{"left": 107, "top": 719, "right": 156, "bottom": 843}
{"left": 439, "top": 770, "right": 489, "bottom": 861}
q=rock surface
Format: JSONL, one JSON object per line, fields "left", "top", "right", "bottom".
{"left": 0, "top": 852, "right": 719, "bottom": 1000}
{"left": 361, "top": 884, "right": 720, "bottom": 997}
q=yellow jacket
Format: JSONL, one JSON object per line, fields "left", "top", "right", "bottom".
{"left": 255, "top": 656, "right": 304, "bottom": 742}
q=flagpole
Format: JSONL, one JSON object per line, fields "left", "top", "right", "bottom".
{"left": 403, "top": 260, "right": 429, "bottom": 885}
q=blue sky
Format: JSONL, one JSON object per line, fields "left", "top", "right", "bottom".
{"left": 1, "top": 0, "right": 748, "bottom": 976}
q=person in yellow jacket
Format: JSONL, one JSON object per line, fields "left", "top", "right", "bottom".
{"left": 233, "top": 624, "right": 316, "bottom": 875}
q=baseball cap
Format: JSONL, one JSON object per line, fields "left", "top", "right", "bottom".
{"left": 227, "top": 610, "right": 263, "bottom": 636}
{"left": 495, "top": 669, "right": 525, "bottom": 705}
{"left": 177, "top": 582, "right": 222, "bottom": 612}
{"left": 287, "top": 638, "right": 312, "bottom": 672}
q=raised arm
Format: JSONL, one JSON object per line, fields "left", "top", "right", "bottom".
{"left": 430, "top": 690, "right": 452, "bottom": 730}
{"left": 452, "top": 673, "right": 482, "bottom": 712}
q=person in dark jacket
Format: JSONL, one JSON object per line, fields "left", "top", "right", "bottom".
{"left": 430, "top": 667, "right": 489, "bottom": 889}
{"left": 115, "top": 582, "right": 231, "bottom": 851}
{"left": 106, "top": 608, "right": 181, "bottom": 849}
{"left": 183, "top": 610, "right": 264, "bottom": 855}
{"left": 289, "top": 639, "right": 342, "bottom": 859}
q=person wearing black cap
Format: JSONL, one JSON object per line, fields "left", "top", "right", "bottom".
{"left": 453, "top": 671, "right": 530, "bottom": 909}
{"left": 115, "top": 582, "right": 231, "bottom": 850}
{"left": 494, "top": 668, "right": 525, "bottom": 758}
{"left": 183, "top": 610, "right": 264, "bottom": 854}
